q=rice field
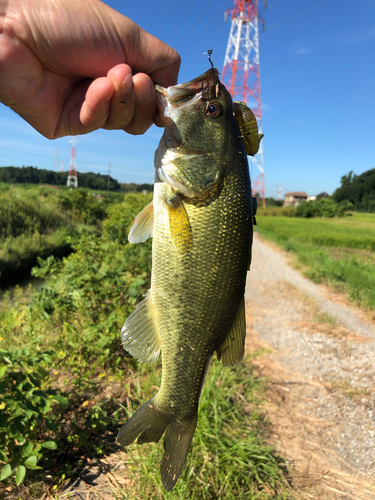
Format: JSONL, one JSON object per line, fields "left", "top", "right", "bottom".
{"left": 256, "top": 212, "right": 375, "bottom": 312}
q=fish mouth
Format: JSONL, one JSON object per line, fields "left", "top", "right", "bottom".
{"left": 154, "top": 68, "right": 223, "bottom": 198}
{"left": 155, "top": 68, "right": 220, "bottom": 122}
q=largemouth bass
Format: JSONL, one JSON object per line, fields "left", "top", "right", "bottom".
{"left": 118, "top": 68, "right": 263, "bottom": 491}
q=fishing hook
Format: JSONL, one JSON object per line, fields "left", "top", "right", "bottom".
{"left": 207, "top": 49, "right": 213, "bottom": 68}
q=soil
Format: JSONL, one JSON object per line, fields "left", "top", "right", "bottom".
{"left": 245, "top": 235, "right": 375, "bottom": 499}
{"left": 55, "top": 236, "right": 375, "bottom": 499}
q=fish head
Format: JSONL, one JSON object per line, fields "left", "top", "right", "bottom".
{"left": 155, "top": 68, "right": 237, "bottom": 199}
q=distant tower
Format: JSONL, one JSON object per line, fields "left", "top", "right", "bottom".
{"left": 222, "top": 0, "right": 266, "bottom": 206}
{"left": 60, "top": 161, "right": 64, "bottom": 172}
{"left": 66, "top": 137, "right": 78, "bottom": 188}
{"left": 278, "top": 183, "right": 282, "bottom": 201}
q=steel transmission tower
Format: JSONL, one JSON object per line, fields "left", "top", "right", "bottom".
{"left": 222, "top": 0, "right": 266, "bottom": 206}
{"left": 67, "top": 137, "right": 78, "bottom": 188}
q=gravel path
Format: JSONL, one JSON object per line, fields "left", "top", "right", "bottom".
{"left": 245, "top": 235, "right": 375, "bottom": 499}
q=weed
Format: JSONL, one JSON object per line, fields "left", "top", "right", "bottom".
{"left": 117, "top": 359, "right": 291, "bottom": 499}
{"left": 0, "top": 191, "right": 297, "bottom": 499}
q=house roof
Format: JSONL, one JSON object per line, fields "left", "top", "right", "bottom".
{"left": 284, "top": 192, "right": 308, "bottom": 198}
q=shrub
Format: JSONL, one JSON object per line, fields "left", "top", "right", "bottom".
{"left": 295, "top": 198, "right": 353, "bottom": 218}
{"left": 0, "top": 346, "right": 67, "bottom": 485}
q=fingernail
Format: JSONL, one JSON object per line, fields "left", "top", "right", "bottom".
{"left": 116, "top": 72, "right": 133, "bottom": 94}
{"left": 136, "top": 79, "right": 154, "bottom": 102}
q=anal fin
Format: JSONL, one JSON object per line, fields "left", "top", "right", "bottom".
{"left": 121, "top": 290, "right": 161, "bottom": 364}
{"left": 217, "top": 297, "right": 246, "bottom": 367}
{"left": 118, "top": 398, "right": 169, "bottom": 446}
{"left": 128, "top": 201, "right": 154, "bottom": 243}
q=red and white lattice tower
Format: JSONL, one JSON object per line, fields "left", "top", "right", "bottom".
{"left": 222, "top": 0, "right": 265, "bottom": 206}
{"left": 66, "top": 137, "right": 78, "bottom": 188}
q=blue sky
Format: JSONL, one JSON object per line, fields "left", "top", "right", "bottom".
{"left": 0, "top": 0, "right": 374, "bottom": 197}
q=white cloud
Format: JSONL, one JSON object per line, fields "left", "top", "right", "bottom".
{"left": 291, "top": 26, "right": 375, "bottom": 56}
{"left": 294, "top": 45, "right": 315, "bottom": 55}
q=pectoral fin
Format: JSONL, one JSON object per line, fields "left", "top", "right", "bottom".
{"left": 166, "top": 195, "right": 193, "bottom": 254}
{"left": 128, "top": 201, "right": 154, "bottom": 243}
{"left": 217, "top": 297, "right": 246, "bottom": 366}
{"left": 121, "top": 290, "right": 161, "bottom": 364}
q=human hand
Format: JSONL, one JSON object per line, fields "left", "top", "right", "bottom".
{"left": 0, "top": 0, "right": 180, "bottom": 138}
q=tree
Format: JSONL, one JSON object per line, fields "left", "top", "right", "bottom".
{"left": 333, "top": 168, "right": 375, "bottom": 212}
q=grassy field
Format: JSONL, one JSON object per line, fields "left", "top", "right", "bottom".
{"left": 256, "top": 212, "right": 375, "bottom": 312}
{"left": 114, "top": 359, "right": 292, "bottom": 499}
{"left": 0, "top": 183, "right": 124, "bottom": 286}
{"left": 0, "top": 193, "right": 298, "bottom": 499}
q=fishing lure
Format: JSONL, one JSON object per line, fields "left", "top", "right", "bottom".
{"left": 234, "top": 101, "right": 264, "bottom": 156}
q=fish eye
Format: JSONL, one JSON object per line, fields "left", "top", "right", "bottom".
{"left": 206, "top": 102, "right": 221, "bottom": 119}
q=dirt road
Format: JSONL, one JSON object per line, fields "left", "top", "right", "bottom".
{"left": 245, "top": 235, "right": 375, "bottom": 499}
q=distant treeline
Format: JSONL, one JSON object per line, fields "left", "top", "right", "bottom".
{"left": 333, "top": 168, "right": 375, "bottom": 212}
{"left": 0, "top": 166, "right": 121, "bottom": 191}
{"left": 120, "top": 182, "right": 153, "bottom": 192}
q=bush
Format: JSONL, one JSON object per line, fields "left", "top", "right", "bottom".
{"left": 256, "top": 206, "right": 296, "bottom": 217}
{"left": 0, "top": 346, "right": 67, "bottom": 485}
{"left": 295, "top": 198, "right": 353, "bottom": 218}
{"left": 0, "top": 192, "right": 153, "bottom": 487}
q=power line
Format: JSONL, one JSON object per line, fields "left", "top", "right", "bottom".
{"left": 151, "top": 1, "right": 180, "bottom": 35}
{"left": 176, "top": 0, "right": 229, "bottom": 50}
{"left": 0, "top": 144, "right": 152, "bottom": 178}
{"left": 166, "top": 0, "right": 203, "bottom": 44}
{"left": 263, "top": 0, "right": 332, "bottom": 33}
{"left": 179, "top": 1, "right": 230, "bottom": 76}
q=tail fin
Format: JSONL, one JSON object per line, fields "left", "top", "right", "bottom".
{"left": 160, "top": 414, "right": 198, "bottom": 491}
{"left": 117, "top": 398, "right": 198, "bottom": 491}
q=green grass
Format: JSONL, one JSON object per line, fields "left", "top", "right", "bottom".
{"left": 116, "top": 359, "right": 292, "bottom": 499}
{"left": 0, "top": 183, "right": 124, "bottom": 285}
{"left": 256, "top": 212, "right": 375, "bottom": 310}
{"left": 0, "top": 193, "right": 299, "bottom": 499}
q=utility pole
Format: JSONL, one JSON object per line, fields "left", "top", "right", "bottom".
{"left": 278, "top": 183, "right": 283, "bottom": 201}
{"left": 107, "top": 163, "right": 111, "bottom": 192}
{"left": 222, "top": 0, "right": 266, "bottom": 206}
{"left": 54, "top": 147, "right": 58, "bottom": 172}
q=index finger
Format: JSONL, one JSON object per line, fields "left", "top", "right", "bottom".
{"left": 114, "top": 21, "right": 181, "bottom": 87}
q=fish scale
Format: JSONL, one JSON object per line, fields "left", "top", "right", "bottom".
{"left": 152, "top": 171, "right": 251, "bottom": 416}
{"left": 118, "top": 68, "right": 262, "bottom": 491}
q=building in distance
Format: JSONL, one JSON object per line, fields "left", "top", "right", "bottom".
{"left": 283, "top": 191, "right": 308, "bottom": 207}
